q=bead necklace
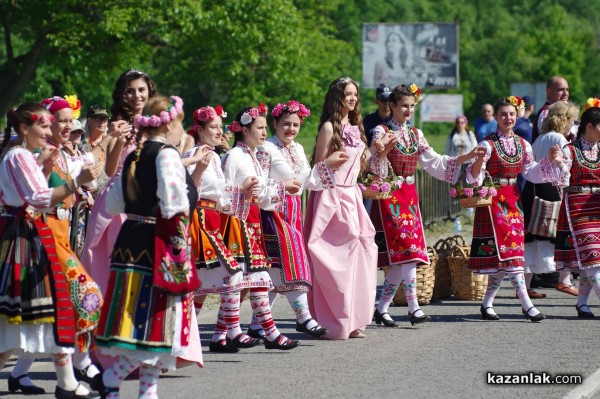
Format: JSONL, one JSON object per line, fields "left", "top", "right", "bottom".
{"left": 492, "top": 131, "right": 522, "bottom": 164}
{"left": 387, "top": 120, "right": 417, "bottom": 154}
{"left": 574, "top": 138, "right": 600, "bottom": 170}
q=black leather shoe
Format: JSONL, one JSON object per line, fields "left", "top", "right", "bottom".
{"left": 576, "top": 304, "right": 595, "bottom": 319}
{"left": 247, "top": 327, "right": 265, "bottom": 339}
{"left": 74, "top": 364, "right": 103, "bottom": 391}
{"left": 55, "top": 383, "right": 99, "bottom": 399}
{"left": 522, "top": 306, "right": 545, "bottom": 322}
{"left": 373, "top": 309, "right": 400, "bottom": 327}
{"left": 264, "top": 335, "right": 299, "bottom": 350}
{"left": 8, "top": 374, "right": 45, "bottom": 394}
{"left": 226, "top": 333, "right": 264, "bottom": 349}
{"left": 480, "top": 305, "right": 500, "bottom": 321}
{"left": 296, "top": 319, "right": 328, "bottom": 337}
{"left": 408, "top": 309, "right": 431, "bottom": 326}
{"left": 209, "top": 339, "right": 239, "bottom": 353}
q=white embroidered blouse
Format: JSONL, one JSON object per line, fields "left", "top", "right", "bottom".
{"left": 0, "top": 147, "right": 52, "bottom": 210}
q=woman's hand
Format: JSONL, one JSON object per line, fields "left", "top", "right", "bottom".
{"left": 324, "top": 150, "right": 349, "bottom": 171}
{"left": 548, "top": 144, "right": 563, "bottom": 167}
{"left": 374, "top": 133, "right": 398, "bottom": 158}
{"left": 37, "top": 146, "right": 60, "bottom": 177}
{"left": 457, "top": 145, "right": 486, "bottom": 165}
{"left": 284, "top": 178, "right": 302, "bottom": 194}
{"left": 76, "top": 163, "right": 104, "bottom": 187}
{"left": 241, "top": 176, "right": 259, "bottom": 195}
{"left": 108, "top": 121, "right": 133, "bottom": 141}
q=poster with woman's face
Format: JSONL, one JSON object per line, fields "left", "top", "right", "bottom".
{"left": 362, "top": 23, "right": 459, "bottom": 90}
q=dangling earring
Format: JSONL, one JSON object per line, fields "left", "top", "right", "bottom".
{"left": 21, "top": 139, "right": 27, "bottom": 148}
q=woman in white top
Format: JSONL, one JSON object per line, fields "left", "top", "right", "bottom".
{"left": 184, "top": 105, "right": 262, "bottom": 353}
{"left": 221, "top": 104, "right": 302, "bottom": 350}
{"left": 445, "top": 115, "right": 478, "bottom": 158}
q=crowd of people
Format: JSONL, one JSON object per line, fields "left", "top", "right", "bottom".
{"left": 0, "top": 70, "right": 598, "bottom": 399}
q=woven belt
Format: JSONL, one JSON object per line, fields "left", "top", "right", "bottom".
{"left": 396, "top": 175, "right": 415, "bottom": 185}
{"left": 197, "top": 199, "right": 217, "bottom": 210}
{"left": 126, "top": 214, "right": 157, "bottom": 224}
{"left": 46, "top": 208, "right": 71, "bottom": 221}
{"left": 564, "top": 186, "right": 600, "bottom": 194}
{"left": 491, "top": 177, "right": 517, "bottom": 186}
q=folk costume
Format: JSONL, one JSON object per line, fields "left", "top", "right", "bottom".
{"left": 370, "top": 120, "right": 459, "bottom": 325}
{"left": 221, "top": 140, "right": 298, "bottom": 349}
{"left": 250, "top": 135, "right": 334, "bottom": 336}
{"left": 554, "top": 137, "right": 600, "bottom": 316}
{"left": 0, "top": 147, "right": 76, "bottom": 355}
{"left": 304, "top": 124, "right": 385, "bottom": 340}
{"left": 44, "top": 142, "right": 103, "bottom": 352}
{"left": 96, "top": 136, "right": 203, "bottom": 396}
{"left": 467, "top": 130, "right": 567, "bottom": 320}
{"left": 185, "top": 146, "right": 258, "bottom": 351}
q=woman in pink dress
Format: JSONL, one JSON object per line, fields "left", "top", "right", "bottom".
{"left": 305, "top": 77, "right": 395, "bottom": 339}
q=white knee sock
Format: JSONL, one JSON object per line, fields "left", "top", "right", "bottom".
{"left": 585, "top": 267, "right": 600, "bottom": 300}
{"left": 250, "top": 287, "right": 282, "bottom": 342}
{"left": 10, "top": 356, "right": 36, "bottom": 387}
{"left": 138, "top": 364, "right": 161, "bottom": 399}
{"left": 53, "top": 353, "right": 90, "bottom": 395}
{"left": 559, "top": 271, "right": 572, "bottom": 286}
{"left": 377, "top": 265, "right": 403, "bottom": 316}
{"left": 399, "top": 263, "right": 423, "bottom": 317}
{"left": 509, "top": 271, "right": 539, "bottom": 316}
{"left": 482, "top": 271, "right": 505, "bottom": 315}
{"left": 577, "top": 270, "right": 593, "bottom": 310}
{"left": 102, "top": 355, "right": 139, "bottom": 397}
{"left": 285, "top": 291, "right": 318, "bottom": 329}
{"left": 72, "top": 351, "right": 100, "bottom": 379}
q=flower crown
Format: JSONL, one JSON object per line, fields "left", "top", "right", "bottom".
{"left": 409, "top": 84, "right": 422, "bottom": 103}
{"left": 271, "top": 100, "right": 311, "bottom": 120}
{"left": 582, "top": 97, "right": 600, "bottom": 113}
{"left": 133, "top": 96, "right": 184, "bottom": 129}
{"left": 194, "top": 105, "right": 227, "bottom": 123}
{"left": 507, "top": 96, "right": 526, "bottom": 109}
{"left": 30, "top": 114, "right": 55, "bottom": 124}
{"left": 229, "top": 103, "right": 268, "bottom": 133}
{"left": 64, "top": 95, "right": 82, "bottom": 119}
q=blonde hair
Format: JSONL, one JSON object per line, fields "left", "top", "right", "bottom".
{"left": 541, "top": 101, "right": 579, "bottom": 135}
{"left": 126, "top": 96, "right": 184, "bottom": 202}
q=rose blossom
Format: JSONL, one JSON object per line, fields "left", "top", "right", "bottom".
{"left": 248, "top": 108, "right": 259, "bottom": 119}
{"left": 479, "top": 186, "right": 489, "bottom": 197}
{"left": 449, "top": 187, "right": 457, "bottom": 198}
{"left": 380, "top": 182, "right": 391, "bottom": 193}
{"left": 489, "top": 187, "right": 498, "bottom": 197}
{"left": 370, "top": 183, "right": 380, "bottom": 191}
{"left": 464, "top": 187, "right": 474, "bottom": 197}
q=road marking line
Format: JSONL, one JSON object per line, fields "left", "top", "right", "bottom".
{"left": 563, "top": 367, "right": 600, "bottom": 399}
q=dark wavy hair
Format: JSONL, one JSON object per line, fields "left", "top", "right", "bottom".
{"left": 110, "top": 69, "right": 158, "bottom": 123}
{"left": 310, "top": 77, "right": 367, "bottom": 173}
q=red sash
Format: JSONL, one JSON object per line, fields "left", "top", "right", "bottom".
{"left": 377, "top": 185, "right": 429, "bottom": 265}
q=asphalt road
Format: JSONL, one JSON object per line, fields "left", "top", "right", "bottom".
{"left": 1, "top": 273, "right": 599, "bottom": 399}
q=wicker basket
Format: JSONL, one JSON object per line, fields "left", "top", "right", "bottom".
{"left": 361, "top": 186, "right": 392, "bottom": 200}
{"left": 447, "top": 244, "right": 488, "bottom": 300}
{"left": 385, "top": 246, "right": 437, "bottom": 306}
{"left": 431, "top": 238, "right": 453, "bottom": 300}
{"left": 454, "top": 170, "right": 494, "bottom": 209}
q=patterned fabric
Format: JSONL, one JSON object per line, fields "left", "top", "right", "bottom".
{"left": 45, "top": 216, "right": 103, "bottom": 351}
{"left": 0, "top": 210, "right": 76, "bottom": 347}
{"left": 371, "top": 184, "right": 429, "bottom": 266}
{"left": 261, "top": 195, "right": 311, "bottom": 291}
{"left": 243, "top": 205, "right": 270, "bottom": 272}
{"left": 555, "top": 142, "right": 600, "bottom": 270}
{"left": 192, "top": 206, "right": 240, "bottom": 274}
{"left": 469, "top": 134, "right": 526, "bottom": 273}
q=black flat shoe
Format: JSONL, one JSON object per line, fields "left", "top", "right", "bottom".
{"left": 576, "top": 304, "right": 595, "bottom": 319}
{"left": 247, "top": 327, "right": 265, "bottom": 339}
{"left": 480, "top": 305, "right": 500, "bottom": 321}
{"left": 226, "top": 333, "right": 264, "bottom": 349}
{"left": 55, "top": 383, "right": 99, "bottom": 399}
{"left": 296, "top": 319, "right": 328, "bottom": 337}
{"left": 264, "top": 335, "right": 299, "bottom": 350}
{"left": 522, "top": 306, "right": 545, "bottom": 322}
{"left": 96, "top": 376, "right": 119, "bottom": 399}
{"left": 8, "top": 374, "right": 45, "bottom": 394}
{"left": 74, "top": 364, "right": 103, "bottom": 391}
{"left": 373, "top": 309, "right": 399, "bottom": 327}
{"left": 408, "top": 309, "right": 431, "bottom": 326}
{"left": 209, "top": 339, "right": 240, "bottom": 353}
